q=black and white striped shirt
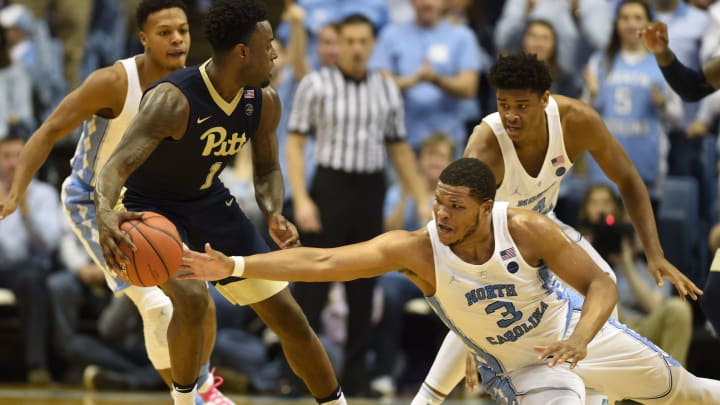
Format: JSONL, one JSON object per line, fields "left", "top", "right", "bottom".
{"left": 288, "top": 66, "right": 406, "bottom": 173}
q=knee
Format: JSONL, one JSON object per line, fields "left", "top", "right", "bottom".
{"left": 164, "top": 281, "right": 209, "bottom": 321}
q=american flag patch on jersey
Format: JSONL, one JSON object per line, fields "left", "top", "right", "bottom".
{"left": 551, "top": 155, "right": 565, "bottom": 166}
{"left": 245, "top": 89, "right": 255, "bottom": 98}
{"left": 500, "top": 247, "right": 516, "bottom": 260}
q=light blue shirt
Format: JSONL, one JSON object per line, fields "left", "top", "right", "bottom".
{"left": 494, "top": 0, "right": 612, "bottom": 73}
{"left": 0, "top": 63, "right": 35, "bottom": 136}
{"left": 277, "top": 0, "right": 390, "bottom": 69}
{"left": 0, "top": 180, "right": 62, "bottom": 266}
{"left": 371, "top": 20, "right": 487, "bottom": 150}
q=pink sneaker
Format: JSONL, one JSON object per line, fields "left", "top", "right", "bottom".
{"left": 199, "top": 368, "right": 236, "bottom": 405}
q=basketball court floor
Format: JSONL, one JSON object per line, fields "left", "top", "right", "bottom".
{"left": 0, "top": 385, "right": 497, "bottom": 405}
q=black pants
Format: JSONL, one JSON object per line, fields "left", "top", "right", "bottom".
{"left": 292, "top": 167, "right": 386, "bottom": 395}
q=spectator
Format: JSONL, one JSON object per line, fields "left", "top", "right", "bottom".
{"left": 0, "top": 3, "right": 66, "bottom": 122}
{"left": 287, "top": 13, "right": 430, "bottom": 396}
{"left": 522, "top": 19, "right": 583, "bottom": 98}
{"left": 0, "top": 132, "right": 62, "bottom": 385}
{"left": 582, "top": 0, "right": 683, "bottom": 206}
{"left": 578, "top": 184, "right": 693, "bottom": 365}
{"left": 371, "top": 0, "right": 485, "bottom": 152}
{"left": 0, "top": 24, "right": 33, "bottom": 137}
{"left": 9, "top": 0, "right": 92, "bottom": 89}
{"left": 495, "top": 0, "right": 612, "bottom": 74}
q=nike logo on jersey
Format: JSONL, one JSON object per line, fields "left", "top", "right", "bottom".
{"left": 197, "top": 115, "right": 212, "bottom": 124}
{"left": 225, "top": 198, "right": 234, "bottom": 207}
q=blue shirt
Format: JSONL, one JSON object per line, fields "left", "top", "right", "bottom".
{"left": 585, "top": 51, "right": 669, "bottom": 191}
{"left": 371, "top": 20, "right": 487, "bottom": 150}
{"left": 0, "top": 180, "right": 62, "bottom": 267}
{"left": 277, "top": 0, "right": 390, "bottom": 69}
{"left": 494, "top": 0, "right": 612, "bottom": 73}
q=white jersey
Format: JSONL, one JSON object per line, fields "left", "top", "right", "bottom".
{"left": 483, "top": 96, "right": 572, "bottom": 215}
{"left": 426, "top": 202, "right": 572, "bottom": 374}
{"left": 70, "top": 56, "right": 142, "bottom": 186}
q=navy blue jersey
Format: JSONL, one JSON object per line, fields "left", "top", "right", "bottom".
{"left": 126, "top": 60, "right": 262, "bottom": 200}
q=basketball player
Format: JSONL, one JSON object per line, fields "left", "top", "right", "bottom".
{"left": 92, "top": 1, "right": 343, "bottom": 405}
{"left": 178, "top": 157, "right": 720, "bottom": 405}
{"left": 0, "top": 1, "right": 234, "bottom": 403}
{"left": 411, "top": 52, "right": 704, "bottom": 405}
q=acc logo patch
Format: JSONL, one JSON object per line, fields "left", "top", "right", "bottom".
{"left": 507, "top": 261, "right": 519, "bottom": 274}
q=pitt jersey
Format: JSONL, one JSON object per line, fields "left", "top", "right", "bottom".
{"left": 126, "top": 60, "right": 262, "bottom": 200}
{"left": 426, "top": 202, "right": 572, "bottom": 375}
{"left": 70, "top": 57, "right": 142, "bottom": 186}
{"left": 482, "top": 96, "right": 572, "bottom": 215}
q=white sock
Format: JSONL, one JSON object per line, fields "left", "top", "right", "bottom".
{"left": 172, "top": 386, "right": 197, "bottom": 405}
{"left": 316, "top": 386, "right": 346, "bottom": 405}
{"left": 411, "top": 383, "right": 447, "bottom": 405}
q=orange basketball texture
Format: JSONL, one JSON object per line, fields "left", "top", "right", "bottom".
{"left": 118, "top": 212, "right": 183, "bottom": 287}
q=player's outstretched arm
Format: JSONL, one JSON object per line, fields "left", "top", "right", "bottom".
{"left": 0, "top": 67, "right": 126, "bottom": 219}
{"left": 94, "top": 83, "right": 189, "bottom": 272}
{"left": 179, "top": 230, "right": 435, "bottom": 291}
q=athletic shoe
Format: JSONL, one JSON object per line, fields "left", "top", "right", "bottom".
{"left": 199, "top": 368, "right": 236, "bottom": 405}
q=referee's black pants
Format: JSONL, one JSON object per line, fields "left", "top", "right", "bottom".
{"left": 292, "top": 166, "right": 386, "bottom": 396}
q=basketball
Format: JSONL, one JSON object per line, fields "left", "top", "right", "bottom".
{"left": 118, "top": 212, "right": 183, "bottom": 287}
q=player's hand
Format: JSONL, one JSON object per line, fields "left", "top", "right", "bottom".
{"left": 0, "top": 196, "right": 19, "bottom": 220}
{"left": 177, "top": 243, "right": 234, "bottom": 281}
{"left": 638, "top": 22, "right": 669, "bottom": 55}
{"left": 96, "top": 208, "right": 142, "bottom": 278}
{"left": 268, "top": 213, "right": 301, "bottom": 249}
{"left": 294, "top": 198, "right": 322, "bottom": 233}
{"left": 646, "top": 255, "right": 702, "bottom": 301}
{"left": 533, "top": 336, "right": 588, "bottom": 369}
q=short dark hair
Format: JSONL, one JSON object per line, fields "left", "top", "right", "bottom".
{"left": 136, "top": 0, "right": 188, "bottom": 31}
{"left": 439, "top": 158, "right": 496, "bottom": 203}
{"left": 204, "top": 0, "right": 267, "bottom": 53}
{"left": 488, "top": 53, "right": 552, "bottom": 94}
{"left": 337, "top": 13, "right": 375, "bottom": 36}
{"left": 0, "top": 131, "right": 26, "bottom": 145}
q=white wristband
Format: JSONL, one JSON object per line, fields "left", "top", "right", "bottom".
{"left": 231, "top": 256, "right": 245, "bottom": 277}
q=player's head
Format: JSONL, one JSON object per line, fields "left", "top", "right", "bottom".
{"left": 337, "top": 14, "right": 375, "bottom": 72}
{"left": 136, "top": 0, "right": 189, "bottom": 71}
{"left": 434, "top": 158, "right": 496, "bottom": 246}
{"left": 489, "top": 53, "right": 552, "bottom": 141}
{"left": 204, "top": 0, "right": 276, "bottom": 87}
{"left": 0, "top": 132, "right": 25, "bottom": 181}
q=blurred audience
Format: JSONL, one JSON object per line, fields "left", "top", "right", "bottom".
{"left": 578, "top": 184, "right": 693, "bottom": 365}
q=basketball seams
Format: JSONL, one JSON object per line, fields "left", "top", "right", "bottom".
{"left": 142, "top": 221, "right": 183, "bottom": 251}
{"left": 118, "top": 212, "right": 182, "bottom": 286}
{"left": 132, "top": 224, "right": 172, "bottom": 282}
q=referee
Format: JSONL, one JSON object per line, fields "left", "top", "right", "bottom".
{"left": 286, "top": 14, "right": 430, "bottom": 396}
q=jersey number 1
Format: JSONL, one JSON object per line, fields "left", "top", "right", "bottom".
{"left": 200, "top": 162, "right": 222, "bottom": 190}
